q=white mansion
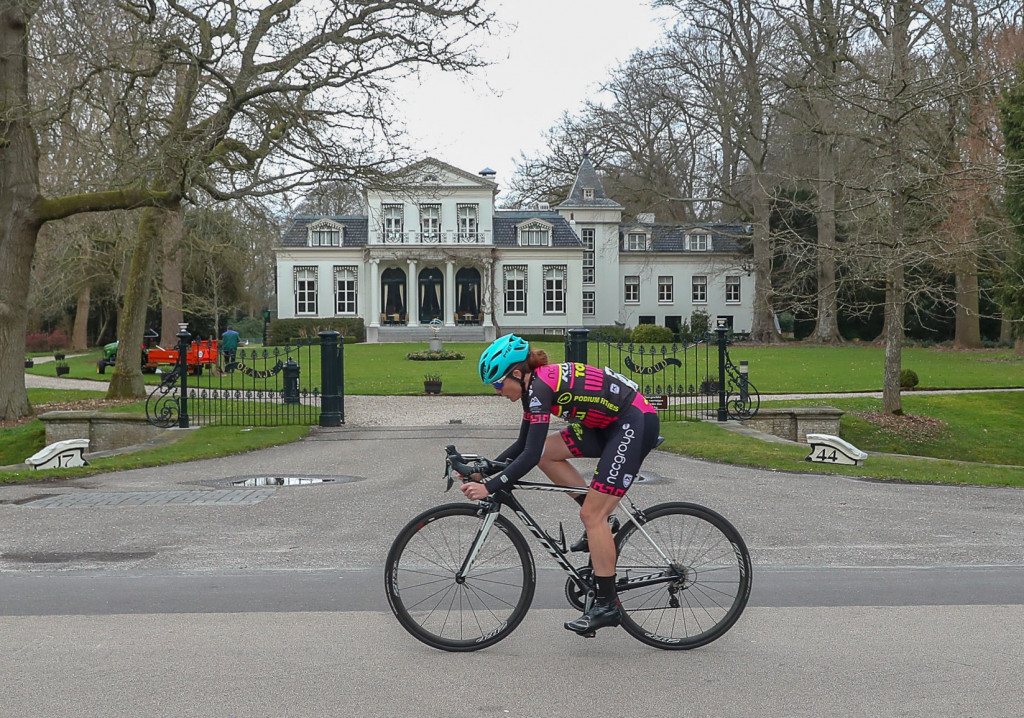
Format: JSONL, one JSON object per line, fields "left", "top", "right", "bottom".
{"left": 275, "top": 156, "right": 753, "bottom": 342}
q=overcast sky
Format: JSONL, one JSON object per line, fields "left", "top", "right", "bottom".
{"left": 396, "top": 0, "right": 672, "bottom": 199}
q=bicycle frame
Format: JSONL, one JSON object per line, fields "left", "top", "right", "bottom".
{"left": 455, "top": 481, "right": 683, "bottom": 595}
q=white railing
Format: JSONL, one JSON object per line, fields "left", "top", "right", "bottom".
{"left": 378, "top": 229, "right": 491, "bottom": 245}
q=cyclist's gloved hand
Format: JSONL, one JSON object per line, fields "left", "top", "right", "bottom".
{"left": 460, "top": 481, "right": 491, "bottom": 501}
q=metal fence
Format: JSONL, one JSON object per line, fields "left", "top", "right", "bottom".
{"left": 565, "top": 327, "right": 759, "bottom": 422}
{"left": 147, "top": 330, "right": 345, "bottom": 428}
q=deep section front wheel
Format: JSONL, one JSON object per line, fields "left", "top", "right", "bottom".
{"left": 384, "top": 503, "right": 536, "bottom": 651}
{"left": 615, "top": 501, "right": 752, "bottom": 649}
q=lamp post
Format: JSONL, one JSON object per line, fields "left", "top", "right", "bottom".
{"left": 715, "top": 318, "right": 729, "bottom": 421}
{"left": 176, "top": 323, "right": 191, "bottom": 428}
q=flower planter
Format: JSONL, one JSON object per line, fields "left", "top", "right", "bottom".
{"left": 423, "top": 381, "right": 442, "bottom": 395}
{"left": 699, "top": 380, "right": 720, "bottom": 395}
{"left": 53, "top": 352, "right": 66, "bottom": 361}
{"left": 55, "top": 365, "right": 70, "bottom": 376}
{"left": 25, "top": 359, "right": 34, "bottom": 368}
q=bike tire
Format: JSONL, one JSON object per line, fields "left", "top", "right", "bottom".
{"left": 615, "top": 501, "right": 752, "bottom": 650}
{"left": 385, "top": 502, "right": 536, "bottom": 652}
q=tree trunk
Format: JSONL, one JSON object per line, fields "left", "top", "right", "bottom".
{"left": 1000, "top": 315, "right": 1013, "bottom": 345}
{"left": 953, "top": 257, "right": 981, "bottom": 348}
{"left": 106, "top": 204, "right": 173, "bottom": 399}
{"left": 749, "top": 165, "right": 781, "bottom": 343}
{"left": 160, "top": 205, "right": 184, "bottom": 345}
{"left": 0, "top": 2, "right": 43, "bottom": 421}
{"left": 881, "top": 262, "right": 905, "bottom": 415}
{"left": 71, "top": 283, "right": 91, "bottom": 350}
{"left": 810, "top": 132, "right": 843, "bottom": 343}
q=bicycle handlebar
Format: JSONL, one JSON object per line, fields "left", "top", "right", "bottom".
{"left": 444, "top": 444, "right": 508, "bottom": 492}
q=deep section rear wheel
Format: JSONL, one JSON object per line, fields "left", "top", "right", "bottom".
{"left": 615, "top": 502, "right": 751, "bottom": 649}
{"left": 385, "top": 503, "right": 536, "bottom": 651}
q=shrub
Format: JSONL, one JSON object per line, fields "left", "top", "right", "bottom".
{"left": 407, "top": 350, "right": 465, "bottom": 361}
{"left": 230, "top": 317, "right": 264, "bottom": 340}
{"left": 631, "top": 324, "right": 675, "bottom": 344}
{"left": 777, "top": 312, "right": 795, "bottom": 334}
{"left": 690, "top": 309, "right": 710, "bottom": 338}
{"left": 900, "top": 368, "right": 920, "bottom": 389}
{"left": 25, "top": 329, "right": 69, "bottom": 353}
{"left": 590, "top": 325, "right": 633, "bottom": 343}
{"left": 267, "top": 318, "right": 365, "bottom": 345}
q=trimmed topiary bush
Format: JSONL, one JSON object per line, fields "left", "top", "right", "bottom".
{"left": 900, "top": 368, "right": 920, "bottom": 389}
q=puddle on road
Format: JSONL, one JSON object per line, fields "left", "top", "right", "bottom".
{"left": 232, "top": 476, "right": 334, "bottom": 487}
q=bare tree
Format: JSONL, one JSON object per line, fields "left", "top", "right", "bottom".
{"left": 104, "top": 0, "right": 495, "bottom": 399}
{"left": 658, "top": 0, "right": 788, "bottom": 342}
{"left": 1, "top": 0, "right": 494, "bottom": 418}
{"left": 1, "top": 0, "right": 182, "bottom": 420}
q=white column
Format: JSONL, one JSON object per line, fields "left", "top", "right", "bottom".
{"left": 482, "top": 259, "right": 494, "bottom": 328}
{"left": 406, "top": 258, "right": 419, "bottom": 327}
{"left": 367, "top": 259, "right": 380, "bottom": 327}
{"left": 445, "top": 260, "right": 456, "bottom": 326}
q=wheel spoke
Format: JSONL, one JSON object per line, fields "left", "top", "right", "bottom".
{"left": 616, "top": 503, "right": 750, "bottom": 650}
{"left": 386, "top": 506, "right": 534, "bottom": 651}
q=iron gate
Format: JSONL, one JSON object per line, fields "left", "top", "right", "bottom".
{"left": 565, "top": 327, "right": 759, "bottom": 422}
{"left": 146, "top": 330, "right": 345, "bottom": 428}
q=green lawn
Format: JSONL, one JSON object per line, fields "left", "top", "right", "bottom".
{"left": 9, "top": 341, "right": 1024, "bottom": 487}
{"left": 31, "top": 341, "right": 1022, "bottom": 395}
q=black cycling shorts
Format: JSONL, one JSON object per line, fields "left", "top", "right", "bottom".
{"left": 559, "top": 406, "right": 660, "bottom": 497}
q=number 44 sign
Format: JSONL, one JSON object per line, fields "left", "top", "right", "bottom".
{"left": 805, "top": 434, "right": 868, "bottom": 467}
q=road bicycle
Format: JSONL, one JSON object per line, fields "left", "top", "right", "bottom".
{"left": 384, "top": 445, "right": 752, "bottom": 651}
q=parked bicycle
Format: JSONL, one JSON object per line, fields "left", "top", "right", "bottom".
{"left": 385, "top": 445, "right": 752, "bottom": 652}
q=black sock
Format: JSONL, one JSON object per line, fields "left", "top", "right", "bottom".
{"left": 595, "top": 574, "right": 617, "bottom": 604}
{"left": 572, "top": 494, "right": 586, "bottom": 508}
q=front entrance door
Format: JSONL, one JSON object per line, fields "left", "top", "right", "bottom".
{"left": 381, "top": 267, "right": 407, "bottom": 324}
{"left": 418, "top": 267, "right": 443, "bottom": 323}
{"left": 455, "top": 267, "right": 481, "bottom": 323}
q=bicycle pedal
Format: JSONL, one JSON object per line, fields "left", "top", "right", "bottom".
{"left": 580, "top": 631, "right": 596, "bottom": 638}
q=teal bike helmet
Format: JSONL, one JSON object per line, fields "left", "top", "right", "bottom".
{"left": 478, "top": 334, "right": 529, "bottom": 384}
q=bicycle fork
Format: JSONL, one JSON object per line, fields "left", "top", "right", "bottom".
{"left": 455, "top": 504, "right": 500, "bottom": 582}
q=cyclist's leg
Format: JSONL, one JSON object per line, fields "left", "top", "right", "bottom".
{"left": 585, "top": 410, "right": 648, "bottom": 572}
{"left": 566, "top": 413, "right": 650, "bottom": 634}
{"left": 537, "top": 430, "right": 588, "bottom": 494}
{"left": 580, "top": 490, "right": 621, "bottom": 575}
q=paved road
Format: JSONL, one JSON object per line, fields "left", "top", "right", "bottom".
{"left": 2, "top": 422, "right": 1023, "bottom": 717}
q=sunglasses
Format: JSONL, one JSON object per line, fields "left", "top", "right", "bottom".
{"left": 491, "top": 380, "right": 504, "bottom": 391}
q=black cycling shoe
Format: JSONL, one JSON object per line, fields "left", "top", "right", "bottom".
{"left": 569, "top": 516, "right": 621, "bottom": 553}
{"left": 564, "top": 600, "right": 621, "bottom": 635}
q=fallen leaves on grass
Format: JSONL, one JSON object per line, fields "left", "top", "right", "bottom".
{"left": 0, "top": 399, "right": 139, "bottom": 430}
{"left": 851, "top": 411, "right": 948, "bottom": 443}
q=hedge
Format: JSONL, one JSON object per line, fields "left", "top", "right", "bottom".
{"left": 268, "top": 318, "right": 365, "bottom": 345}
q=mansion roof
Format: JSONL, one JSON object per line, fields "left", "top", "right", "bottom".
{"left": 628, "top": 222, "right": 750, "bottom": 253}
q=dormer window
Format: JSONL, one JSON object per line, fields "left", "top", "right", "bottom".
{"left": 583, "top": 187, "right": 595, "bottom": 200}
{"left": 308, "top": 220, "right": 342, "bottom": 247}
{"left": 687, "top": 232, "right": 711, "bottom": 251}
{"left": 624, "top": 231, "right": 649, "bottom": 251}
{"left": 518, "top": 220, "right": 552, "bottom": 247}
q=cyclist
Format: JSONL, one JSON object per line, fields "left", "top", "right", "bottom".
{"left": 462, "top": 334, "right": 660, "bottom": 635}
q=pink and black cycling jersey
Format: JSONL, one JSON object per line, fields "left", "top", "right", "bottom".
{"left": 484, "top": 363, "right": 657, "bottom": 494}
{"left": 529, "top": 363, "right": 654, "bottom": 428}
